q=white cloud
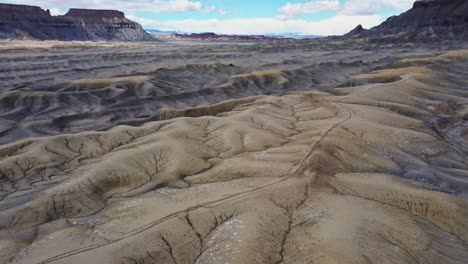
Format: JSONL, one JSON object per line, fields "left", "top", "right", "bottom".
{"left": 340, "top": 0, "right": 415, "bottom": 15}
{"left": 4, "top": 0, "right": 225, "bottom": 15}
{"left": 277, "top": 0, "right": 415, "bottom": 18}
{"left": 132, "top": 15, "right": 383, "bottom": 36}
{"left": 48, "top": 7, "right": 65, "bottom": 16}
{"left": 277, "top": 1, "right": 340, "bottom": 19}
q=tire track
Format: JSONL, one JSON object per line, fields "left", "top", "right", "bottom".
{"left": 292, "top": 98, "right": 353, "bottom": 175}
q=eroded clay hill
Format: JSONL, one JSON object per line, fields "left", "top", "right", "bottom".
{"left": 0, "top": 41, "right": 392, "bottom": 144}
{"left": 0, "top": 47, "right": 467, "bottom": 263}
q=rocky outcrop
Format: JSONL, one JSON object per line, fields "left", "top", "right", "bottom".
{"left": 345, "top": 0, "right": 468, "bottom": 41}
{"left": 343, "top": 24, "right": 368, "bottom": 38}
{"left": 0, "top": 4, "right": 153, "bottom": 41}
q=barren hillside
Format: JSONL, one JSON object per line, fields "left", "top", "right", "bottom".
{"left": 0, "top": 40, "right": 467, "bottom": 263}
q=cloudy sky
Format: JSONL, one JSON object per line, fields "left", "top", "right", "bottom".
{"left": 5, "top": 0, "right": 416, "bottom": 35}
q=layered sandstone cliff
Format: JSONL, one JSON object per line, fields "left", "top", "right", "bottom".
{"left": 345, "top": 0, "right": 468, "bottom": 41}
{"left": 0, "top": 4, "right": 153, "bottom": 41}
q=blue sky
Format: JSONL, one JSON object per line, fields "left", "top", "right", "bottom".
{"left": 5, "top": 0, "right": 416, "bottom": 35}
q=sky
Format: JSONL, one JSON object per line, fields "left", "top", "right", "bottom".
{"left": 4, "top": 0, "right": 417, "bottom": 35}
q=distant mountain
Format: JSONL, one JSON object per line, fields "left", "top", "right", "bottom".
{"left": 344, "top": 0, "right": 468, "bottom": 41}
{"left": 265, "top": 33, "right": 324, "bottom": 39}
{"left": 150, "top": 32, "right": 297, "bottom": 42}
{"left": 146, "top": 29, "right": 323, "bottom": 40}
{"left": 145, "top": 29, "right": 178, "bottom": 34}
{"left": 0, "top": 3, "right": 153, "bottom": 41}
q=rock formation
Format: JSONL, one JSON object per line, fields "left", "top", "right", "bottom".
{"left": 0, "top": 4, "right": 153, "bottom": 41}
{"left": 345, "top": 0, "right": 468, "bottom": 41}
{"left": 343, "top": 24, "right": 368, "bottom": 38}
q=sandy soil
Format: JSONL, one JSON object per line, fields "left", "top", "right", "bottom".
{"left": 0, "top": 41, "right": 467, "bottom": 263}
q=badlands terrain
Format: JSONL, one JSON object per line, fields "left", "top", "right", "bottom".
{"left": 1, "top": 2, "right": 468, "bottom": 262}
{"left": 0, "top": 38, "right": 467, "bottom": 264}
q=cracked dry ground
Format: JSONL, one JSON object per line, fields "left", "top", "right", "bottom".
{"left": 1, "top": 49, "right": 468, "bottom": 264}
